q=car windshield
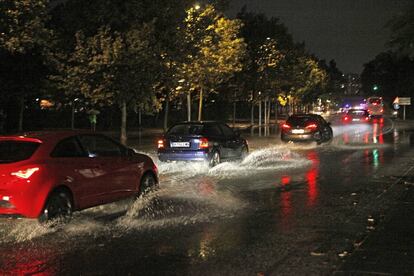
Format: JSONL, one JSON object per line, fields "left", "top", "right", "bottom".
{"left": 287, "top": 116, "right": 316, "bottom": 126}
{"left": 167, "top": 124, "right": 204, "bottom": 136}
{"left": 0, "top": 141, "right": 40, "bottom": 163}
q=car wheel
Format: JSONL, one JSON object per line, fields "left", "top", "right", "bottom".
{"left": 209, "top": 151, "right": 221, "bottom": 167}
{"left": 139, "top": 172, "right": 157, "bottom": 196}
{"left": 314, "top": 131, "right": 323, "bottom": 145}
{"left": 328, "top": 128, "right": 333, "bottom": 140}
{"left": 39, "top": 190, "right": 73, "bottom": 225}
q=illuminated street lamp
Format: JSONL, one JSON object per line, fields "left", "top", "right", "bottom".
{"left": 194, "top": 3, "right": 201, "bottom": 10}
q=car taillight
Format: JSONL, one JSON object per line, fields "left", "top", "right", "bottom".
{"left": 11, "top": 167, "right": 39, "bottom": 179}
{"left": 365, "top": 116, "right": 369, "bottom": 121}
{"left": 343, "top": 116, "right": 349, "bottom": 121}
{"left": 282, "top": 124, "right": 291, "bottom": 130}
{"left": 380, "top": 109, "right": 384, "bottom": 113}
{"left": 199, "top": 138, "right": 209, "bottom": 149}
{"left": 306, "top": 123, "right": 318, "bottom": 130}
{"left": 157, "top": 139, "right": 165, "bottom": 149}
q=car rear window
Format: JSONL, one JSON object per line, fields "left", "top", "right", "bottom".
{"left": 287, "top": 116, "right": 316, "bottom": 126}
{"left": 348, "top": 110, "right": 367, "bottom": 116}
{"left": 369, "top": 98, "right": 381, "bottom": 104}
{"left": 0, "top": 141, "right": 40, "bottom": 163}
{"left": 167, "top": 124, "right": 204, "bottom": 135}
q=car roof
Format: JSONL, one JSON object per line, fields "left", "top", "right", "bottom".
{"left": 288, "top": 114, "right": 319, "bottom": 119}
{"left": 348, "top": 108, "right": 366, "bottom": 111}
{"left": 0, "top": 130, "right": 95, "bottom": 143}
{"left": 172, "top": 121, "right": 225, "bottom": 125}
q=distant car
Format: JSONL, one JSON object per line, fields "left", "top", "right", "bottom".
{"left": 281, "top": 114, "right": 333, "bottom": 144}
{"left": 342, "top": 109, "right": 370, "bottom": 123}
{"left": 157, "top": 121, "right": 248, "bottom": 166}
{"left": 0, "top": 131, "right": 158, "bottom": 223}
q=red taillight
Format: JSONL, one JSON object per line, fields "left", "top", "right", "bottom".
{"left": 11, "top": 167, "right": 39, "bottom": 179}
{"left": 157, "top": 139, "right": 164, "bottom": 149}
{"left": 199, "top": 138, "right": 209, "bottom": 149}
{"left": 365, "top": 116, "right": 369, "bottom": 121}
{"left": 380, "top": 109, "right": 384, "bottom": 113}
{"left": 306, "top": 123, "right": 318, "bottom": 130}
{"left": 282, "top": 123, "right": 291, "bottom": 130}
{"left": 373, "top": 102, "right": 377, "bottom": 106}
{"left": 343, "top": 116, "right": 349, "bottom": 121}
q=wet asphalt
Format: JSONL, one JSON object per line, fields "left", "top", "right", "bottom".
{"left": 0, "top": 117, "right": 413, "bottom": 275}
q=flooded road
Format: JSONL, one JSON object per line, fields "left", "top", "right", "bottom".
{"left": 1, "top": 117, "right": 414, "bottom": 275}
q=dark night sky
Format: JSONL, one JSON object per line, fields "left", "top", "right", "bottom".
{"left": 229, "top": 0, "right": 410, "bottom": 74}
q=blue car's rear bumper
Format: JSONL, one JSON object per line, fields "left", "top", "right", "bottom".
{"left": 158, "top": 150, "right": 210, "bottom": 162}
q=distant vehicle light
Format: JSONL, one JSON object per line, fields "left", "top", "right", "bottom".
{"left": 157, "top": 139, "right": 165, "bottom": 149}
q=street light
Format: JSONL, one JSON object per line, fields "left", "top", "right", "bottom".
{"left": 194, "top": 3, "right": 201, "bottom": 10}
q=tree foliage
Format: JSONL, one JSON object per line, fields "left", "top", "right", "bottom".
{"left": 0, "top": 0, "right": 50, "bottom": 53}
{"left": 387, "top": 2, "right": 414, "bottom": 57}
{"left": 361, "top": 51, "right": 414, "bottom": 101}
{"left": 178, "top": 5, "right": 246, "bottom": 120}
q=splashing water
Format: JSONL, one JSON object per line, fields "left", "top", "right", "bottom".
{"left": 1, "top": 146, "right": 311, "bottom": 241}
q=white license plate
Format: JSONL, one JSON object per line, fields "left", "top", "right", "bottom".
{"left": 170, "top": 142, "right": 190, "bottom": 148}
{"left": 352, "top": 118, "right": 360, "bottom": 121}
{"left": 292, "top": 129, "right": 305, "bottom": 134}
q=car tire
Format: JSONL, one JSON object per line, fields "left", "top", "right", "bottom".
{"left": 315, "top": 131, "right": 323, "bottom": 145}
{"left": 139, "top": 172, "right": 157, "bottom": 196}
{"left": 209, "top": 150, "right": 221, "bottom": 167}
{"left": 38, "top": 190, "right": 73, "bottom": 225}
{"left": 328, "top": 128, "right": 333, "bottom": 141}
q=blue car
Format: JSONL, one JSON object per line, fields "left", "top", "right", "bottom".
{"left": 157, "top": 121, "right": 248, "bottom": 166}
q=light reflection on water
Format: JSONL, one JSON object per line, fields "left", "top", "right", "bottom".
{"left": 1, "top": 120, "right": 412, "bottom": 274}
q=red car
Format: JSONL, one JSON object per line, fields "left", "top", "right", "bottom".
{"left": 342, "top": 109, "right": 371, "bottom": 123}
{"left": 0, "top": 131, "right": 158, "bottom": 223}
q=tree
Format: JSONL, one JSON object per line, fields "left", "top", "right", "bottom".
{"left": 0, "top": 0, "right": 51, "bottom": 131}
{"left": 55, "top": 24, "right": 158, "bottom": 144}
{"left": 0, "top": 0, "right": 50, "bottom": 53}
{"left": 236, "top": 10, "right": 306, "bottom": 123}
{"left": 178, "top": 4, "right": 246, "bottom": 121}
{"left": 387, "top": 2, "right": 414, "bottom": 57}
{"left": 50, "top": 0, "right": 199, "bottom": 131}
{"left": 295, "top": 56, "right": 328, "bottom": 104}
{"left": 361, "top": 51, "right": 414, "bottom": 103}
